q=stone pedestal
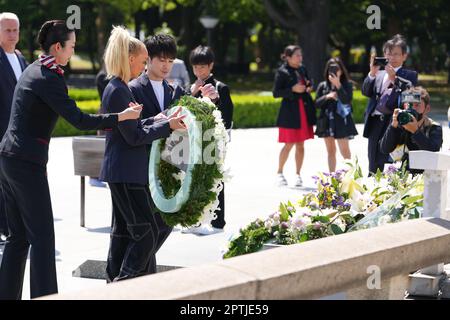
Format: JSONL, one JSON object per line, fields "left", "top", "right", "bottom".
{"left": 346, "top": 274, "right": 409, "bottom": 300}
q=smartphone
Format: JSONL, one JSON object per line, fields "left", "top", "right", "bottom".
{"left": 374, "top": 57, "right": 389, "bottom": 69}
{"left": 328, "top": 65, "right": 339, "bottom": 76}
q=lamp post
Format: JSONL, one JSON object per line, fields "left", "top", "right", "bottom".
{"left": 199, "top": 16, "right": 219, "bottom": 47}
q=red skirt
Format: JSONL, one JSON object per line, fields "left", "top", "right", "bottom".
{"left": 278, "top": 99, "right": 314, "bottom": 143}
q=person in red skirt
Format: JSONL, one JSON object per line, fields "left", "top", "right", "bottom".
{"left": 273, "top": 45, "right": 316, "bottom": 187}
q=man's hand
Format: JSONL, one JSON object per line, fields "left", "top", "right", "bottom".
{"left": 168, "top": 107, "right": 187, "bottom": 130}
{"left": 402, "top": 114, "right": 419, "bottom": 134}
{"left": 200, "top": 83, "right": 219, "bottom": 101}
{"left": 392, "top": 108, "right": 400, "bottom": 128}
{"left": 154, "top": 112, "right": 168, "bottom": 121}
{"left": 369, "top": 54, "right": 380, "bottom": 78}
{"left": 190, "top": 79, "right": 204, "bottom": 96}
{"left": 385, "top": 64, "right": 397, "bottom": 83}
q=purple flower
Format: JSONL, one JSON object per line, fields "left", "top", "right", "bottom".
{"left": 281, "top": 222, "right": 289, "bottom": 229}
{"left": 313, "top": 222, "right": 322, "bottom": 230}
{"left": 385, "top": 165, "right": 398, "bottom": 175}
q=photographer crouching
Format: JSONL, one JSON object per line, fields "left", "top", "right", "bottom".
{"left": 379, "top": 86, "right": 443, "bottom": 174}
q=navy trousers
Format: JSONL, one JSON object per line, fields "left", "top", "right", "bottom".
{"left": 0, "top": 156, "right": 57, "bottom": 299}
{"left": 106, "top": 183, "right": 172, "bottom": 282}
{"left": 366, "top": 115, "right": 391, "bottom": 174}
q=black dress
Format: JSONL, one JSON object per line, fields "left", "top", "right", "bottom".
{"left": 314, "top": 80, "right": 358, "bottom": 139}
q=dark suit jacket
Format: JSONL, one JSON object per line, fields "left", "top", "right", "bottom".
{"left": 273, "top": 63, "right": 316, "bottom": 128}
{"left": 129, "top": 73, "right": 184, "bottom": 119}
{"left": 0, "top": 60, "right": 118, "bottom": 166}
{"left": 100, "top": 77, "right": 171, "bottom": 185}
{"left": 361, "top": 68, "right": 418, "bottom": 138}
{"left": 0, "top": 47, "right": 28, "bottom": 137}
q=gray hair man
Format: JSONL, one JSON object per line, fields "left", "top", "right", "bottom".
{"left": 0, "top": 12, "right": 28, "bottom": 242}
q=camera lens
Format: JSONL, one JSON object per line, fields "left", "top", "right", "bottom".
{"left": 398, "top": 110, "right": 412, "bottom": 125}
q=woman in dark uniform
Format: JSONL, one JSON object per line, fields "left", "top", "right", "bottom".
{"left": 0, "top": 20, "right": 142, "bottom": 300}
{"left": 315, "top": 58, "right": 358, "bottom": 173}
{"left": 273, "top": 45, "right": 316, "bottom": 188}
{"left": 99, "top": 26, "right": 185, "bottom": 283}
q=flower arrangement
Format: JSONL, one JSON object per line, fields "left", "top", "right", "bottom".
{"left": 223, "top": 160, "right": 424, "bottom": 258}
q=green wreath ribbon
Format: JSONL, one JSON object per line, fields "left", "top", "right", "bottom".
{"left": 148, "top": 96, "right": 224, "bottom": 227}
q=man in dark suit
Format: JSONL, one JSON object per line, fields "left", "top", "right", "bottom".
{"left": 0, "top": 12, "right": 27, "bottom": 241}
{"left": 362, "top": 34, "right": 418, "bottom": 174}
{"left": 129, "top": 35, "right": 220, "bottom": 237}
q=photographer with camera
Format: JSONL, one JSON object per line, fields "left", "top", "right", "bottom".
{"left": 362, "top": 34, "right": 418, "bottom": 174}
{"left": 379, "top": 87, "right": 443, "bottom": 174}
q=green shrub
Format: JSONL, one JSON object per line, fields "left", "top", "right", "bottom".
{"left": 52, "top": 100, "right": 99, "bottom": 137}
{"left": 68, "top": 88, "right": 100, "bottom": 101}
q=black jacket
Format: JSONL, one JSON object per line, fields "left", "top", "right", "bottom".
{"left": 361, "top": 68, "right": 418, "bottom": 138}
{"left": 129, "top": 73, "right": 184, "bottom": 119}
{"left": 99, "top": 77, "right": 171, "bottom": 185}
{"left": 273, "top": 63, "right": 316, "bottom": 128}
{"left": 379, "top": 119, "right": 443, "bottom": 174}
{"left": 192, "top": 75, "right": 234, "bottom": 129}
{"left": 0, "top": 60, "right": 118, "bottom": 166}
{"left": 0, "top": 47, "right": 28, "bottom": 137}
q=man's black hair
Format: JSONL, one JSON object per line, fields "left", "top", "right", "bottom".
{"left": 144, "top": 33, "right": 177, "bottom": 59}
{"left": 383, "top": 34, "right": 408, "bottom": 55}
{"left": 189, "top": 45, "right": 215, "bottom": 65}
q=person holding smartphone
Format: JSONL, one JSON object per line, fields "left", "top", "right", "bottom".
{"left": 315, "top": 58, "right": 358, "bottom": 173}
{"left": 273, "top": 45, "right": 315, "bottom": 188}
{"left": 361, "top": 34, "right": 418, "bottom": 174}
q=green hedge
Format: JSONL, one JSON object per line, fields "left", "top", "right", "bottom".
{"left": 53, "top": 90, "right": 368, "bottom": 137}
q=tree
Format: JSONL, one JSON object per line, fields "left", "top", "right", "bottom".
{"left": 263, "top": 0, "right": 330, "bottom": 86}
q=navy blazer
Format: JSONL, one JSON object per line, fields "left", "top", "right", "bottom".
{"left": 0, "top": 60, "right": 118, "bottom": 166}
{"left": 361, "top": 67, "right": 418, "bottom": 137}
{"left": 0, "top": 47, "right": 28, "bottom": 137}
{"left": 129, "top": 73, "right": 184, "bottom": 119}
{"left": 99, "top": 77, "right": 171, "bottom": 185}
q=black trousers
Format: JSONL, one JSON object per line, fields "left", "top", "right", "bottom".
{"left": 211, "top": 185, "right": 225, "bottom": 229}
{"left": 0, "top": 190, "right": 7, "bottom": 236}
{"left": 366, "top": 115, "right": 391, "bottom": 174}
{"left": 106, "top": 183, "right": 172, "bottom": 282}
{"left": 0, "top": 156, "right": 57, "bottom": 299}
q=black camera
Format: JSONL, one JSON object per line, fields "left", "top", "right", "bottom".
{"left": 374, "top": 57, "right": 389, "bottom": 69}
{"left": 398, "top": 91, "right": 421, "bottom": 125}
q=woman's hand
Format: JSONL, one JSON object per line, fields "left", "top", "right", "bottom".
{"left": 326, "top": 92, "right": 338, "bottom": 101}
{"left": 292, "top": 83, "right": 306, "bottom": 93}
{"left": 168, "top": 107, "right": 187, "bottom": 130}
{"left": 328, "top": 73, "right": 341, "bottom": 89}
{"left": 154, "top": 112, "right": 168, "bottom": 121}
{"left": 118, "top": 102, "right": 142, "bottom": 121}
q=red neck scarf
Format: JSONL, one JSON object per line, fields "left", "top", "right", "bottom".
{"left": 39, "top": 54, "right": 64, "bottom": 75}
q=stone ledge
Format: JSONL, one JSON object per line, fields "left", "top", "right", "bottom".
{"left": 43, "top": 218, "right": 450, "bottom": 300}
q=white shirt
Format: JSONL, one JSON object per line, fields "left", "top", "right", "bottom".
{"left": 150, "top": 79, "right": 165, "bottom": 112}
{"left": 5, "top": 52, "right": 22, "bottom": 81}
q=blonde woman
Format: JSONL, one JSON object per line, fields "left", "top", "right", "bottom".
{"left": 99, "top": 26, "right": 185, "bottom": 282}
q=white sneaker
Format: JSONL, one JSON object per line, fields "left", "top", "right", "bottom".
{"left": 181, "top": 224, "right": 201, "bottom": 234}
{"left": 277, "top": 173, "right": 288, "bottom": 187}
{"left": 294, "top": 175, "right": 303, "bottom": 188}
{"left": 182, "top": 224, "right": 223, "bottom": 236}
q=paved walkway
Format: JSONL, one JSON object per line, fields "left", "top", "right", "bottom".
{"left": 1, "top": 117, "right": 449, "bottom": 299}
